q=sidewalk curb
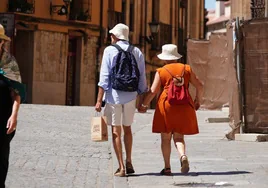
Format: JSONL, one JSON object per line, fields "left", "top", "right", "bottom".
{"left": 205, "top": 117, "right": 229, "bottom": 123}
{"left": 235, "top": 133, "right": 268, "bottom": 142}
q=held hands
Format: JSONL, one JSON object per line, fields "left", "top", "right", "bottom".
{"left": 138, "top": 104, "right": 148, "bottom": 113}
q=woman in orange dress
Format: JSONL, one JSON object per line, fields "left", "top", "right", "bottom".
{"left": 139, "top": 44, "right": 203, "bottom": 175}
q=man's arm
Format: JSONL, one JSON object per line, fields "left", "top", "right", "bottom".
{"left": 137, "top": 51, "right": 148, "bottom": 94}
{"left": 95, "top": 47, "right": 110, "bottom": 112}
{"left": 95, "top": 87, "right": 105, "bottom": 112}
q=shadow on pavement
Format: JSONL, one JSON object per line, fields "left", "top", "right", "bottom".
{"left": 130, "top": 171, "right": 251, "bottom": 177}
{"left": 173, "top": 182, "right": 234, "bottom": 187}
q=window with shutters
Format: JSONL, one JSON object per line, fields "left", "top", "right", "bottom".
{"left": 8, "top": 0, "right": 35, "bottom": 14}
{"left": 129, "top": 0, "right": 135, "bottom": 31}
{"left": 108, "top": 11, "right": 123, "bottom": 29}
{"left": 70, "top": 0, "right": 92, "bottom": 21}
{"left": 152, "top": 23, "right": 172, "bottom": 50}
{"left": 122, "top": 0, "right": 127, "bottom": 24}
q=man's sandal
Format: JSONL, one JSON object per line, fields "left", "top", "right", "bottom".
{"left": 114, "top": 168, "right": 126, "bottom": 177}
{"left": 160, "top": 168, "right": 172, "bottom": 176}
{"left": 180, "top": 155, "right": 190, "bottom": 174}
{"left": 126, "top": 162, "right": 135, "bottom": 174}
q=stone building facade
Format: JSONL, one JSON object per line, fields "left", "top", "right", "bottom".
{"left": 0, "top": 0, "right": 205, "bottom": 106}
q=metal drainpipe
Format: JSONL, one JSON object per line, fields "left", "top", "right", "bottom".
{"left": 235, "top": 17, "right": 244, "bottom": 134}
{"left": 95, "top": 0, "right": 103, "bottom": 101}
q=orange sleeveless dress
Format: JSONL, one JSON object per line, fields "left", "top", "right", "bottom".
{"left": 152, "top": 63, "right": 199, "bottom": 135}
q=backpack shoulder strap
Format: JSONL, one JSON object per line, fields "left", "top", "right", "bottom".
{"left": 163, "top": 67, "right": 174, "bottom": 78}
{"left": 111, "top": 44, "right": 123, "bottom": 52}
{"left": 181, "top": 65, "right": 186, "bottom": 77}
{"left": 127, "top": 45, "right": 134, "bottom": 52}
{"left": 163, "top": 64, "right": 186, "bottom": 78}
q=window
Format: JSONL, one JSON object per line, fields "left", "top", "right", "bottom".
{"left": 108, "top": 11, "right": 123, "bottom": 29}
{"left": 151, "top": 23, "right": 172, "bottom": 50}
{"left": 251, "top": 0, "right": 265, "bottom": 18}
{"left": 70, "top": 0, "right": 92, "bottom": 21}
{"left": 129, "top": 0, "right": 135, "bottom": 31}
{"left": 122, "top": 0, "right": 126, "bottom": 24}
{"left": 8, "top": 0, "right": 35, "bottom": 14}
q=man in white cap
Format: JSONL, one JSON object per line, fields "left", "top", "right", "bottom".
{"left": 95, "top": 23, "right": 147, "bottom": 177}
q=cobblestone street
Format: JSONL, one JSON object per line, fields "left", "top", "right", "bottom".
{"left": 5, "top": 105, "right": 268, "bottom": 188}
{"left": 6, "top": 105, "right": 113, "bottom": 188}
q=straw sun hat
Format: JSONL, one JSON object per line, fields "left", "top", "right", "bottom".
{"left": 157, "top": 44, "right": 182, "bottom": 60}
{"left": 0, "top": 24, "right": 11, "bottom": 41}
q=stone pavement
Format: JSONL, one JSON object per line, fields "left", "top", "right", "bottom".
{"left": 6, "top": 105, "right": 113, "bottom": 188}
{"left": 113, "top": 109, "right": 268, "bottom": 188}
{"left": 5, "top": 105, "right": 268, "bottom": 188}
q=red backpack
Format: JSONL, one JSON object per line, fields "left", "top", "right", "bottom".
{"left": 163, "top": 65, "right": 191, "bottom": 105}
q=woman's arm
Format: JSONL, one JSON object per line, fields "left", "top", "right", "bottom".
{"left": 139, "top": 72, "right": 161, "bottom": 112}
{"left": 6, "top": 90, "right": 21, "bottom": 134}
{"left": 189, "top": 71, "right": 204, "bottom": 110}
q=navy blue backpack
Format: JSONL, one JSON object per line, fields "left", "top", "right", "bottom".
{"left": 111, "top": 44, "right": 140, "bottom": 92}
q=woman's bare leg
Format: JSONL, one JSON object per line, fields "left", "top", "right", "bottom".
{"left": 161, "top": 132, "right": 172, "bottom": 169}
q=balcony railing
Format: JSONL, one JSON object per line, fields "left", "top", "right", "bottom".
{"left": 8, "top": 0, "right": 35, "bottom": 14}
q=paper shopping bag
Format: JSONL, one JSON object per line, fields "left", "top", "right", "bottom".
{"left": 91, "top": 115, "right": 108, "bottom": 142}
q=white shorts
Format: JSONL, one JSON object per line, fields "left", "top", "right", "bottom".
{"left": 104, "top": 100, "right": 136, "bottom": 126}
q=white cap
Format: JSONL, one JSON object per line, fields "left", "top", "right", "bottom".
{"left": 157, "top": 44, "right": 182, "bottom": 60}
{"left": 109, "top": 23, "right": 129, "bottom": 41}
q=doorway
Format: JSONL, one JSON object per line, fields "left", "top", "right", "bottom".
{"left": 15, "top": 30, "right": 34, "bottom": 103}
{"left": 66, "top": 36, "right": 81, "bottom": 106}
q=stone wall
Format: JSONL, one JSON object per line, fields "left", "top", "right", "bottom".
{"left": 231, "top": 0, "right": 251, "bottom": 20}
{"left": 32, "top": 31, "right": 68, "bottom": 105}
{"left": 80, "top": 36, "right": 98, "bottom": 106}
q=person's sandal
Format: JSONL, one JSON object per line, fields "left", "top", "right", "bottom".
{"left": 160, "top": 168, "right": 172, "bottom": 176}
{"left": 114, "top": 168, "right": 126, "bottom": 177}
{"left": 126, "top": 162, "right": 135, "bottom": 174}
{"left": 180, "top": 155, "right": 190, "bottom": 174}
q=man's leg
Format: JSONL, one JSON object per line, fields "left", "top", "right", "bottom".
{"left": 122, "top": 100, "right": 136, "bottom": 174}
{"left": 104, "top": 103, "right": 125, "bottom": 176}
{"left": 112, "top": 126, "right": 125, "bottom": 171}
{"left": 123, "top": 125, "right": 132, "bottom": 164}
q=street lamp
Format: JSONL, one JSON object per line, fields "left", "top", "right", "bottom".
{"left": 50, "top": 0, "right": 72, "bottom": 16}
{"left": 148, "top": 21, "right": 159, "bottom": 50}
{"left": 149, "top": 21, "right": 160, "bottom": 35}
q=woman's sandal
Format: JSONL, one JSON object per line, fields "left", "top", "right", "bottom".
{"left": 160, "top": 168, "right": 172, "bottom": 176}
{"left": 180, "top": 155, "right": 190, "bottom": 174}
{"left": 114, "top": 168, "right": 126, "bottom": 177}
